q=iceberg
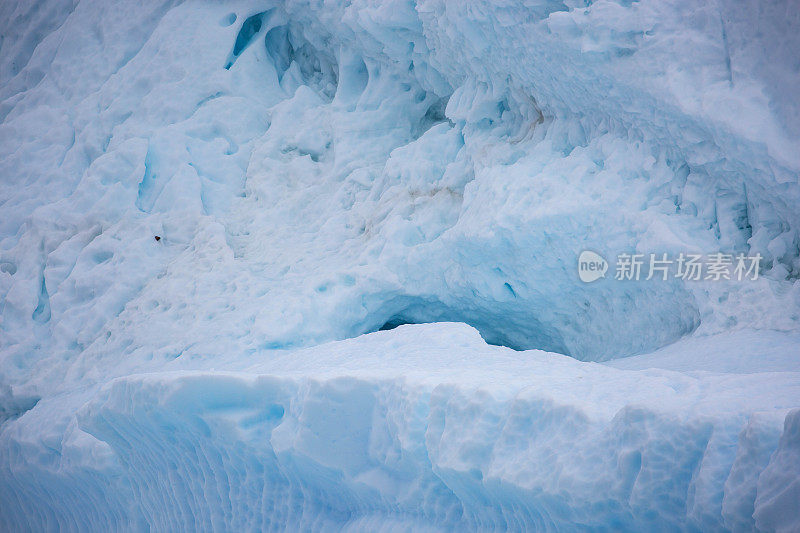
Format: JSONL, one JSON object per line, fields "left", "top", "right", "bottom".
{"left": 0, "top": 0, "right": 798, "bottom": 530}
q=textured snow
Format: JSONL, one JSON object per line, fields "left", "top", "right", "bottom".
{"left": 1, "top": 0, "right": 799, "bottom": 530}
{"left": 3, "top": 323, "right": 800, "bottom": 531}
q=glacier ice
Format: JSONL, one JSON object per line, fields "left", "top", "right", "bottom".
{"left": 1, "top": 0, "right": 799, "bottom": 530}
{"left": 2, "top": 323, "right": 800, "bottom": 530}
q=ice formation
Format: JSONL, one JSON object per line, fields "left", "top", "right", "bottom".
{"left": 1, "top": 0, "right": 799, "bottom": 530}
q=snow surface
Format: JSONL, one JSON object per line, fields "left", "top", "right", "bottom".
{"left": 3, "top": 323, "right": 800, "bottom": 531}
{"left": 1, "top": 0, "right": 799, "bottom": 530}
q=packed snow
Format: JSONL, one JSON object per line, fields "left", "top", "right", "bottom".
{"left": 1, "top": 0, "right": 799, "bottom": 530}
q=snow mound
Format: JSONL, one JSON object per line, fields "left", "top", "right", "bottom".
{"left": 2, "top": 323, "right": 800, "bottom": 531}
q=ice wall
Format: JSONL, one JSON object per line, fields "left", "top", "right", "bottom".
{"left": 1, "top": 0, "right": 799, "bottom": 530}
{"left": 3, "top": 323, "right": 800, "bottom": 531}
